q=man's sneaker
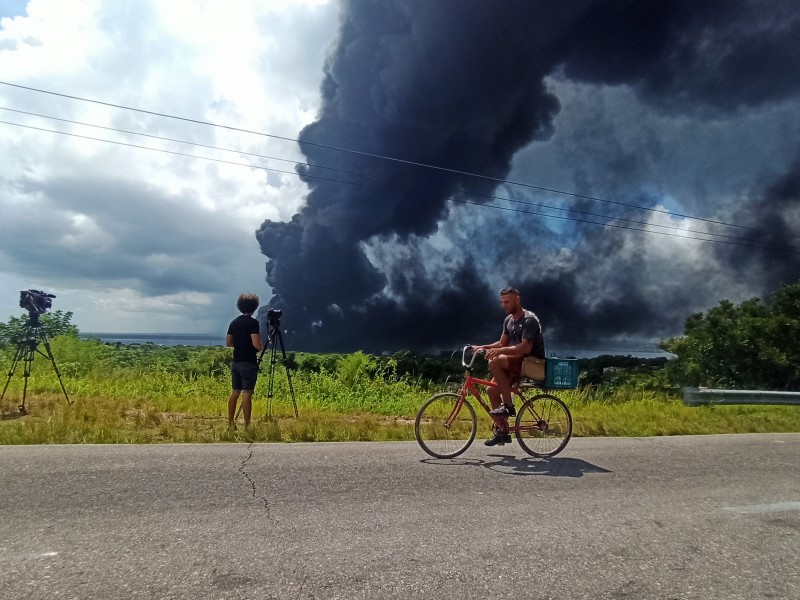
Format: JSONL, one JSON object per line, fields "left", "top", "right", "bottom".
{"left": 489, "top": 403, "right": 516, "bottom": 417}
{"left": 484, "top": 431, "right": 512, "bottom": 446}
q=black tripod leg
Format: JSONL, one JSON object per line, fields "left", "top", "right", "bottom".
{"left": 275, "top": 331, "right": 298, "bottom": 418}
{"left": 266, "top": 328, "right": 279, "bottom": 417}
{"left": 39, "top": 331, "right": 72, "bottom": 405}
{"left": 20, "top": 360, "right": 30, "bottom": 414}
{"left": 0, "top": 338, "right": 27, "bottom": 402}
{"left": 20, "top": 340, "right": 35, "bottom": 415}
{"left": 1, "top": 322, "right": 36, "bottom": 414}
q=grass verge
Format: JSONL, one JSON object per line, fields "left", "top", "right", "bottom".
{"left": 2, "top": 386, "right": 799, "bottom": 444}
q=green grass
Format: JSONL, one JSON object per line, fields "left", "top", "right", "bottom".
{"left": 2, "top": 379, "right": 799, "bottom": 445}
{"left": 1, "top": 337, "right": 799, "bottom": 444}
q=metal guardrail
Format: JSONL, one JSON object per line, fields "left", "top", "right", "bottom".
{"left": 683, "top": 387, "right": 800, "bottom": 406}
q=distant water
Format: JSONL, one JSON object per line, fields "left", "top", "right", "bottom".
{"left": 547, "top": 342, "right": 673, "bottom": 359}
{"left": 80, "top": 333, "right": 223, "bottom": 347}
{"left": 79, "top": 333, "right": 672, "bottom": 358}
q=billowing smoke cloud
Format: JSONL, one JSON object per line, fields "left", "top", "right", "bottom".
{"left": 257, "top": 0, "right": 800, "bottom": 353}
{"left": 722, "top": 160, "right": 800, "bottom": 288}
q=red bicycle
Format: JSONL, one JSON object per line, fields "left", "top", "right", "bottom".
{"left": 415, "top": 346, "right": 573, "bottom": 459}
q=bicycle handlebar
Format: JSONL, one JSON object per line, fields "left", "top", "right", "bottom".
{"left": 461, "top": 345, "right": 484, "bottom": 369}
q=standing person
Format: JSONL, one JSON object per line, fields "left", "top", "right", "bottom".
{"left": 226, "top": 293, "right": 263, "bottom": 429}
{"left": 472, "top": 286, "right": 545, "bottom": 446}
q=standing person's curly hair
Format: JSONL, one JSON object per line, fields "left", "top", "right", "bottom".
{"left": 236, "top": 293, "right": 260, "bottom": 314}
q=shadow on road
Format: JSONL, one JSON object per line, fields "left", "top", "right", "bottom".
{"left": 421, "top": 455, "right": 612, "bottom": 478}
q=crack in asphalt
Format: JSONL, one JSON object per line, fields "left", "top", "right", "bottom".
{"left": 239, "top": 443, "right": 275, "bottom": 521}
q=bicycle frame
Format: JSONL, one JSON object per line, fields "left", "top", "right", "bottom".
{"left": 445, "top": 346, "right": 542, "bottom": 434}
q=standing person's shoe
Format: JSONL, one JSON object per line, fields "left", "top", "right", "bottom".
{"left": 484, "top": 431, "right": 511, "bottom": 446}
{"left": 489, "top": 403, "right": 516, "bottom": 417}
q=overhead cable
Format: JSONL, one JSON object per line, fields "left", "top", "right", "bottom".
{"left": 0, "top": 80, "right": 766, "bottom": 235}
{"left": 1, "top": 118, "right": 795, "bottom": 254}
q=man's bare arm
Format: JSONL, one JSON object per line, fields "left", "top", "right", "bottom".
{"left": 472, "top": 333, "right": 510, "bottom": 352}
{"left": 251, "top": 333, "right": 263, "bottom": 352}
{"left": 484, "top": 338, "right": 532, "bottom": 360}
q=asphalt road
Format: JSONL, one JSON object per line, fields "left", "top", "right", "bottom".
{"left": 1, "top": 434, "right": 798, "bottom": 600}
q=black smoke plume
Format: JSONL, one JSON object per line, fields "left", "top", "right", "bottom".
{"left": 256, "top": 0, "right": 800, "bottom": 353}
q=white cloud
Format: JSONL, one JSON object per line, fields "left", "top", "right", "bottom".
{"left": 0, "top": 0, "right": 338, "bottom": 333}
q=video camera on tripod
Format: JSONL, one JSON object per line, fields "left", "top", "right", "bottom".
{"left": 19, "top": 289, "right": 56, "bottom": 315}
{"left": 2, "top": 289, "right": 71, "bottom": 414}
{"left": 262, "top": 307, "right": 297, "bottom": 417}
{"left": 266, "top": 308, "right": 282, "bottom": 329}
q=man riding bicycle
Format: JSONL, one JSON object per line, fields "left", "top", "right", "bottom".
{"left": 472, "top": 286, "right": 545, "bottom": 446}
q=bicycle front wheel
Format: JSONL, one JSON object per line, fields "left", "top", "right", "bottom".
{"left": 515, "top": 393, "right": 572, "bottom": 457}
{"left": 415, "top": 392, "right": 477, "bottom": 459}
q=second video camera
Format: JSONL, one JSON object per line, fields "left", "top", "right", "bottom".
{"left": 267, "top": 308, "right": 283, "bottom": 327}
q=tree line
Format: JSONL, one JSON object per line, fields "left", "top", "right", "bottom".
{"left": 659, "top": 282, "right": 800, "bottom": 390}
{"left": 3, "top": 282, "right": 799, "bottom": 391}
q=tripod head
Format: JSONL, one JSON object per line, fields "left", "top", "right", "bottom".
{"left": 266, "top": 308, "right": 282, "bottom": 328}
{"left": 23, "top": 311, "right": 42, "bottom": 329}
{"left": 256, "top": 308, "right": 283, "bottom": 364}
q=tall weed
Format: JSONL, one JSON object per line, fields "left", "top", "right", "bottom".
{"left": 1, "top": 337, "right": 799, "bottom": 444}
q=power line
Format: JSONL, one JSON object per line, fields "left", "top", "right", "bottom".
{"left": 1, "top": 106, "right": 779, "bottom": 244}
{"left": 451, "top": 196, "right": 794, "bottom": 251}
{"left": 0, "top": 106, "right": 425, "bottom": 193}
{"left": 0, "top": 80, "right": 765, "bottom": 235}
{"left": 2, "top": 118, "right": 796, "bottom": 253}
{"left": 0, "top": 105, "right": 307, "bottom": 167}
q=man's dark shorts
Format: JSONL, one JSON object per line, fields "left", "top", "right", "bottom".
{"left": 507, "top": 356, "right": 524, "bottom": 378}
{"left": 231, "top": 361, "right": 259, "bottom": 391}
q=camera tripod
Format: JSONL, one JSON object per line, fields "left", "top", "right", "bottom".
{"left": 262, "top": 321, "right": 298, "bottom": 418}
{"left": 1, "top": 312, "right": 72, "bottom": 414}
{"left": 235, "top": 320, "right": 298, "bottom": 420}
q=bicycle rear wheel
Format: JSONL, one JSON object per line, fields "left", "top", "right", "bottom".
{"left": 515, "top": 393, "right": 572, "bottom": 457}
{"left": 415, "top": 392, "right": 477, "bottom": 459}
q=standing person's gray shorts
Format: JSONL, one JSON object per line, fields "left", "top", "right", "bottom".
{"left": 231, "top": 361, "right": 259, "bottom": 391}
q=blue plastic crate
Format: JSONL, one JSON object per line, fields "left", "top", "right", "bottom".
{"left": 545, "top": 358, "right": 579, "bottom": 389}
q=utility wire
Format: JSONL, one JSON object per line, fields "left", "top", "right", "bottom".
{"left": 0, "top": 107, "right": 761, "bottom": 243}
{"left": 0, "top": 105, "right": 307, "bottom": 168}
{"left": 1, "top": 118, "right": 796, "bottom": 254}
{"left": 0, "top": 80, "right": 766, "bottom": 235}
{"left": 0, "top": 107, "right": 791, "bottom": 246}
{"left": 451, "top": 196, "right": 788, "bottom": 251}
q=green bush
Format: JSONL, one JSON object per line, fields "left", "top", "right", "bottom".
{"left": 0, "top": 310, "right": 79, "bottom": 348}
{"left": 660, "top": 283, "right": 800, "bottom": 390}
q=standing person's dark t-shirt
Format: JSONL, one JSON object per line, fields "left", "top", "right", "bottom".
{"left": 227, "top": 315, "right": 260, "bottom": 363}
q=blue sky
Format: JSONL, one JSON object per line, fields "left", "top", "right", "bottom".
{"left": 0, "top": 1, "right": 26, "bottom": 19}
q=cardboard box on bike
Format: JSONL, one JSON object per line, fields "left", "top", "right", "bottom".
{"left": 521, "top": 356, "right": 546, "bottom": 380}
